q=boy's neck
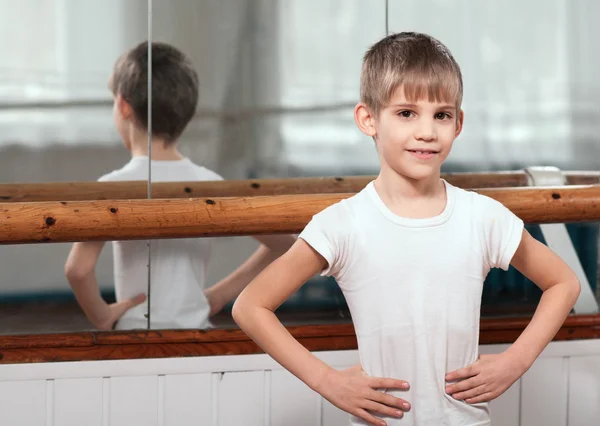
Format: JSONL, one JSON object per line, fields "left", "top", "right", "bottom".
{"left": 373, "top": 169, "right": 447, "bottom": 219}
{"left": 128, "top": 132, "right": 184, "bottom": 161}
{"left": 376, "top": 168, "right": 443, "bottom": 198}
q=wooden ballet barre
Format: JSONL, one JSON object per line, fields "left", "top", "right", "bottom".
{"left": 0, "top": 170, "right": 599, "bottom": 202}
{"left": 1, "top": 185, "right": 599, "bottom": 245}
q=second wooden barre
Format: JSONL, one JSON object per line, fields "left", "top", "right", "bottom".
{"left": 1, "top": 171, "right": 599, "bottom": 202}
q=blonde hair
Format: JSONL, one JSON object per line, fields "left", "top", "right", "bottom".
{"left": 360, "top": 32, "right": 463, "bottom": 116}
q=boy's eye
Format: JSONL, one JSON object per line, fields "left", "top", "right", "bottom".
{"left": 436, "top": 112, "right": 451, "bottom": 120}
{"left": 398, "top": 110, "right": 413, "bottom": 118}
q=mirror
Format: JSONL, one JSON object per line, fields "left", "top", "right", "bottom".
{"left": 0, "top": 0, "right": 149, "bottom": 334}
{"left": 1, "top": 0, "right": 598, "bottom": 336}
{"left": 145, "top": 0, "right": 387, "bottom": 331}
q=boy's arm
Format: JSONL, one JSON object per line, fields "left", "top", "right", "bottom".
{"left": 204, "top": 234, "right": 297, "bottom": 316}
{"left": 65, "top": 242, "right": 146, "bottom": 330}
{"left": 445, "top": 229, "right": 580, "bottom": 403}
{"left": 232, "top": 239, "right": 411, "bottom": 426}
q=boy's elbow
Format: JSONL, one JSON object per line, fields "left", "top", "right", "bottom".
{"left": 232, "top": 294, "right": 266, "bottom": 329}
{"left": 64, "top": 262, "right": 93, "bottom": 284}
{"left": 557, "top": 271, "right": 581, "bottom": 309}
{"left": 570, "top": 276, "right": 581, "bottom": 304}
{"left": 231, "top": 298, "right": 246, "bottom": 327}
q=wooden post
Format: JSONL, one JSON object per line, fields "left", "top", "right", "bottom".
{"left": 1, "top": 185, "right": 599, "bottom": 244}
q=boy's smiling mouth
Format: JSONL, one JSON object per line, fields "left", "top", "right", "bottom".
{"left": 407, "top": 148, "right": 439, "bottom": 160}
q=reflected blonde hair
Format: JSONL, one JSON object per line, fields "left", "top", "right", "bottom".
{"left": 109, "top": 41, "right": 199, "bottom": 144}
{"left": 360, "top": 32, "right": 463, "bottom": 116}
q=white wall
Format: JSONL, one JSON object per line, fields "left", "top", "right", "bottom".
{"left": 0, "top": 340, "right": 598, "bottom": 426}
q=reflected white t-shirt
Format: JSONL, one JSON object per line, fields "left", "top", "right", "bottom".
{"left": 299, "top": 180, "right": 523, "bottom": 426}
{"left": 99, "top": 156, "right": 223, "bottom": 330}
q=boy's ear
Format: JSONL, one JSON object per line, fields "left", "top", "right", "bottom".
{"left": 116, "top": 94, "right": 133, "bottom": 120}
{"left": 455, "top": 109, "right": 464, "bottom": 138}
{"left": 354, "top": 103, "right": 377, "bottom": 137}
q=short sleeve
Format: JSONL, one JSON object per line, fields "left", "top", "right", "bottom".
{"left": 478, "top": 195, "right": 524, "bottom": 271}
{"left": 298, "top": 201, "right": 351, "bottom": 278}
{"left": 196, "top": 166, "right": 225, "bottom": 182}
{"left": 97, "top": 172, "right": 114, "bottom": 182}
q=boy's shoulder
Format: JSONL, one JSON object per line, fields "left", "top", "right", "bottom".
{"left": 449, "top": 182, "right": 507, "bottom": 213}
{"left": 305, "top": 185, "right": 372, "bottom": 235}
{"left": 98, "top": 157, "right": 223, "bottom": 183}
{"left": 448, "top": 182, "right": 522, "bottom": 228}
{"left": 97, "top": 160, "right": 141, "bottom": 182}
{"left": 184, "top": 161, "right": 223, "bottom": 181}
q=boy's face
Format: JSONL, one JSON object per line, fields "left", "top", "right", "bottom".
{"left": 356, "top": 86, "right": 463, "bottom": 182}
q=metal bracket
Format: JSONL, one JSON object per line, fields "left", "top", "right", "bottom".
{"left": 524, "top": 166, "right": 599, "bottom": 314}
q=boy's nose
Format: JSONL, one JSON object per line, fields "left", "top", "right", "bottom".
{"left": 414, "top": 121, "right": 437, "bottom": 141}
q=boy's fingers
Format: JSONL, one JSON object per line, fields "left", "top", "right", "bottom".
{"left": 369, "top": 390, "right": 410, "bottom": 411}
{"left": 353, "top": 408, "right": 387, "bottom": 426}
{"left": 125, "top": 293, "right": 147, "bottom": 308}
{"left": 363, "top": 400, "right": 404, "bottom": 418}
{"left": 372, "top": 377, "right": 410, "bottom": 390}
{"left": 451, "top": 384, "right": 487, "bottom": 401}
{"left": 445, "top": 376, "right": 482, "bottom": 394}
{"left": 446, "top": 364, "right": 478, "bottom": 381}
{"left": 133, "top": 293, "right": 147, "bottom": 304}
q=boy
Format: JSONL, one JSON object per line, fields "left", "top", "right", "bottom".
{"left": 65, "top": 41, "right": 295, "bottom": 331}
{"left": 232, "top": 32, "right": 580, "bottom": 426}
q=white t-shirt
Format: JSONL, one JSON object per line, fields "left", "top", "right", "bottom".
{"left": 98, "top": 156, "right": 223, "bottom": 330}
{"left": 299, "top": 180, "right": 524, "bottom": 426}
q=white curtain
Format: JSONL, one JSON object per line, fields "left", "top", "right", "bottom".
{"left": 1, "top": 0, "right": 598, "bottom": 169}
{"left": 0, "top": 0, "right": 147, "bottom": 146}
